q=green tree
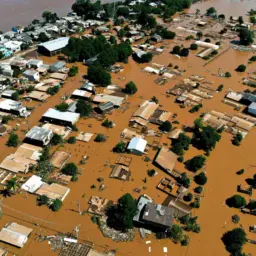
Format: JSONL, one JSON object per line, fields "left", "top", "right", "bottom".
{"left": 94, "top": 133, "right": 106, "bottom": 142}
{"left": 177, "top": 172, "right": 190, "bottom": 188}
{"left": 250, "top": 16, "right": 256, "bottom": 24}
{"left": 206, "top": 7, "right": 217, "bottom": 16}
{"left": 38, "top": 32, "right": 49, "bottom": 42}
{"left": 221, "top": 228, "right": 247, "bottom": 255}
{"left": 238, "top": 16, "right": 244, "bottom": 25}
{"left": 172, "top": 45, "right": 181, "bottom": 55}
{"left": 194, "top": 186, "right": 203, "bottom": 194}
{"left": 171, "top": 133, "right": 191, "bottom": 156}
{"left": 2, "top": 116, "right": 11, "bottom": 124}
{"left": 97, "top": 47, "right": 117, "bottom": 68}
{"left": 236, "top": 64, "right": 246, "bottom": 72}
{"left": 37, "top": 160, "right": 54, "bottom": 179}
{"left": 190, "top": 43, "right": 198, "bottom": 50}
{"left": 226, "top": 195, "right": 246, "bottom": 208}
{"left": 106, "top": 193, "right": 138, "bottom": 232}
{"left": 117, "top": 6, "right": 130, "bottom": 17}
{"left": 196, "top": 31, "right": 203, "bottom": 39}
{"left": 11, "top": 92, "right": 19, "bottom": 101}
{"left": 123, "top": 81, "right": 137, "bottom": 95}
{"left": 113, "top": 141, "right": 126, "bottom": 153}
{"left": 185, "top": 155, "right": 206, "bottom": 172}
{"left": 6, "top": 178, "right": 19, "bottom": 193}
{"left": 37, "top": 195, "right": 49, "bottom": 206}
{"left": 194, "top": 172, "right": 208, "bottom": 185}
{"left": 50, "top": 199, "right": 63, "bottom": 212}
{"left": 76, "top": 99, "right": 92, "bottom": 117}
{"left": 169, "top": 224, "right": 184, "bottom": 243}
{"left": 115, "top": 42, "right": 132, "bottom": 63}
{"left": 55, "top": 102, "right": 69, "bottom": 112}
{"left": 7, "top": 132, "right": 19, "bottom": 147}
{"left": 87, "top": 65, "right": 111, "bottom": 86}
{"left": 102, "top": 119, "right": 113, "bottom": 128}
{"left": 47, "top": 86, "right": 59, "bottom": 95}
{"left": 51, "top": 134, "right": 63, "bottom": 145}
{"left": 159, "top": 121, "right": 172, "bottom": 132}
{"left": 62, "top": 163, "right": 78, "bottom": 176}
{"left": 232, "top": 132, "right": 243, "bottom": 146}
{"left": 67, "top": 136, "right": 76, "bottom": 144}
{"left": 39, "top": 147, "right": 50, "bottom": 162}
{"left": 68, "top": 66, "right": 79, "bottom": 77}
{"left": 239, "top": 28, "right": 254, "bottom": 46}
{"left": 232, "top": 214, "right": 240, "bottom": 224}
{"left": 109, "top": 35, "right": 116, "bottom": 45}
{"left": 42, "top": 10, "right": 52, "bottom": 21}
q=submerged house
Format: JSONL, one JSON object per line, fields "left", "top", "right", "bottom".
{"left": 25, "top": 126, "right": 53, "bottom": 146}
{"left": 127, "top": 137, "right": 147, "bottom": 155}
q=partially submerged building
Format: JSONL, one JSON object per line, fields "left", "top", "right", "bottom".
{"left": 25, "top": 126, "right": 53, "bottom": 146}
{"left": 0, "top": 98, "right": 30, "bottom": 117}
{"left": 127, "top": 137, "right": 147, "bottom": 155}
{"left": 41, "top": 108, "right": 80, "bottom": 126}
{"left": 0, "top": 223, "right": 33, "bottom": 248}
{"left": 109, "top": 165, "right": 131, "bottom": 181}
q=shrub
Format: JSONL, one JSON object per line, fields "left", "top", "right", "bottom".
{"left": 195, "top": 186, "right": 203, "bottom": 194}
{"left": 67, "top": 136, "right": 76, "bottom": 144}
{"left": 177, "top": 172, "right": 190, "bottom": 188}
{"left": 217, "top": 84, "right": 224, "bottom": 92}
{"left": 232, "top": 214, "right": 240, "bottom": 224}
{"left": 184, "top": 193, "right": 193, "bottom": 202}
{"left": 7, "top": 132, "right": 19, "bottom": 147}
{"left": 147, "top": 169, "right": 156, "bottom": 177}
{"left": 55, "top": 102, "right": 69, "bottom": 112}
{"left": 37, "top": 195, "right": 49, "bottom": 206}
{"left": 76, "top": 99, "right": 92, "bottom": 117}
{"left": 190, "top": 198, "right": 200, "bottom": 208}
{"left": 180, "top": 48, "right": 190, "bottom": 57}
{"left": 62, "top": 163, "right": 78, "bottom": 176}
{"left": 190, "top": 43, "right": 198, "bottom": 50}
{"left": 236, "top": 64, "right": 246, "bottom": 72}
{"left": 172, "top": 45, "right": 181, "bottom": 55}
{"left": 189, "top": 104, "right": 202, "bottom": 113}
{"left": 204, "top": 38, "right": 211, "bottom": 43}
{"left": 232, "top": 133, "right": 243, "bottom": 146}
{"left": 236, "top": 169, "right": 244, "bottom": 175}
{"left": 68, "top": 65, "right": 79, "bottom": 77}
{"left": 249, "top": 56, "right": 256, "bottom": 62}
{"left": 102, "top": 119, "right": 113, "bottom": 128}
{"left": 94, "top": 134, "right": 106, "bottom": 142}
{"left": 2, "top": 115, "right": 11, "bottom": 124}
{"left": 226, "top": 195, "right": 246, "bottom": 208}
{"left": 50, "top": 199, "right": 62, "bottom": 212}
{"left": 194, "top": 172, "right": 208, "bottom": 185}
{"left": 225, "top": 72, "right": 231, "bottom": 77}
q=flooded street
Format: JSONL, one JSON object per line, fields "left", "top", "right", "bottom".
{"left": 0, "top": 0, "right": 255, "bottom": 255}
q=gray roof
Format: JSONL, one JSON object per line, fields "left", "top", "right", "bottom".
{"left": 50, "top": 61, "right": 66, "bottom": 69}
{"left": 242, "top": 93, "right": 256, "bottom": 103}
{"left": 43, "top": 108, "right": 80, "bottom": 124}
{"left": 133, "top": 196, "right": 153, "bottom": 222}
{"left": 249, "top": 102, "right": 256, "bottom": 110}
{"left": 23, "top": 70, "right": 38, "bottom": 76}
{"left": 27, "top": 59, "right": 42, "bottom": 66}
{"left": 142, "top": 203, "right": 174, "bottom": 228}
{"left": 26, "top": 126, "right": 53, "bottom": 141}
{"left": 38, "top": 37, "right": 69, "bottom": 52}
{"left": 99, "top": 102, "right": 114, "bottom": 112}
{"left": 67, "top": 102, "right": 77, "bottom": 113}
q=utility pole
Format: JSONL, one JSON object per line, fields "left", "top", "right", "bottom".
{"left": 75, "top": 200, "right": 82, "bottom": 214}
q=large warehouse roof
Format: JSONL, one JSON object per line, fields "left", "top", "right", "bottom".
{"left": 38, "top": 37, "right": 69, "bottom": 52}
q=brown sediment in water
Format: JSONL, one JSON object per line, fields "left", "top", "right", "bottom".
{"left": 0, "top": 1, "right": 256, "bottom": 256}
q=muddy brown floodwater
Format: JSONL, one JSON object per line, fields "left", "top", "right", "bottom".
{"left": 0, "top": 0, "right": 256, "bottom": 256}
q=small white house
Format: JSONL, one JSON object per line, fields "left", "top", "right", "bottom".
{"left": 23, "top": 70, "right": 40, "bottom": 82}
{"left": 127, "top": 137, "right": 147, "bottom": 155}
{"left": 3, "top": 40, "right": 23, "bottom": 53}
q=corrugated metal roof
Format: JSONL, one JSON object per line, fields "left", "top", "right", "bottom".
{"left": 38, "top": 37, "right": 69, "bottom": 52}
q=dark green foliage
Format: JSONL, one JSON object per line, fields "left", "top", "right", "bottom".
{"left": 236, "top": 64, "right": 246, "bottom": 72}
{"left": 192, "top": 125, "right": 221, "bottom": 153}
{"left": 169, "top": 224, "right": 184, "bottom": 243}
{"left": 147, "top": 169, "right": 156, "bottom": 177}
{"left": 134, "top": 52, "right": 153, "bottom": 63}
{"left": 239, "top": 28, "right": 254, "bottom": 46}
{"left": 50, "top": 199, "right": 63, "bottom": 212}
{"left": 249, "top": 55, "right": 256, "bottom": 62}
{"left": 76, "top": 99, "right": 92, "bottom": 117}
{"left": 194, "top": 186, "right": 203, "bottom": 194}
{"left": 97, "top": 47, "right": 117, "bottom": 68}
{"left": 2, "top": 115, "right": 11, "bottom": 124}
{"left": 190, "top": 43, "right": 198, "bottom": 50}
{"left": 171, "top": 133, "right": 191, "bottom": 156}
{"left": 232, "top": 214, "right": 240, "bottom": 224}
{"left": 37, "top": 161, "right": 54, "bottom": 179}
{"left": 68, "top": 65, "right": 79, "bottom": 77}
{"left": 55, "top": 102, "right": 69, "bottom": 112}
{"left": 62, "top": 163, "right": 78, "bottom": 176}
{"left": 87, "top": 65, "right": 111, "bottom": 86}
{"left": 236, "top": 169, "right": 244, "bottom": 175}
{"left": 184, "top": 193, "right": 193, "bottom": 202}
{"left": 204, "top": 38, "right": 211, "bottom": 43}
{"left": 67, "top": 136, "right": 76, "bottom": 144}
{"left": 72, "top": 0, "right": 102, "bottom": 19}
{"left": 194, "top": 172, "right": 208, "bottom": 185}
{"left": 42, "top": 11, "right": 59, "bottom": 23}
{"left": 185, "top": 155, "right": 206, "bottom": 172}
{"left": 221, "top": 228, "right": 247, "bottom": 255}
{"left": 181, "top": 235, "right": 189, "bottom": 246}
{"left": 159, "top": 121, "right": 172, "bottom": 132}
{"left": 51, "top": 134, "right": 63, "bottom": 145}
{"left": 47, "top": 86, "right": 59, "bottom": 95}
{"left": 172, "top": 45, "right": 181, "bottom": 55}
{"left": 102, "top": 119, "right": 113, "bottom": 128}
{"left": 190, "top": 198, "right": 200, "bottom": 208}
{"left": 232, "top": 133, "right": 243, "bottom": 146}
{"left": 226, "top": 195, "right": 246, "bottom": 208}
{"left": 206, "top": 7, "right": 217, "bottom": 16}
{"left": 217, "top": 84, "right": 224, "bottom": 92}
{"left": 137, "top": 9, "right": 157, "bottom": 29}
{"left": 94, "top": 134, "right": 106, "bottom": 142}
{"left": 37, "top": 195, "right": 49, "bottom": 206}
{"left": 186, "top": 35, "right": 194, "bottom": 40}
{"left": 106, "top": 193, "right": 138, "bottom": 232}
{"left": 109, "top": 35, "right": 116, "bottom": 45}
{"left": 7, "top": 132, "right": 19, "bottom": 147}
{"left": 39, "top": 147, "right": 50, "bottom": 162}
{"left": 180, "top": 48, "right": 190, "bottom": 57}
{"left": 123, "top": 81, "right": 137, "bottom": 95}
{"left": 177, "top": 172, "right": 190, "bottom": 188}
{"left": 154, "top": 26, "right": 176, "bottom": 39}
{"left": 11, "top": 92, "right": 19, "bottom": 101}
{"left": 189, "top": 104, "right": 202, "bottom": 113}
{"left": 113, "top": 141, "right": 126, "bottom": 153}
{"left": 38, "top": 32, "right": 49, "bottom": 42}
{"left": 117, "top": 6, "right": 130, "bottom": 17}
{"left": 225, "top": 72, "right": 231, "bottom": 78}
{"left": 5, "top": 177, "right": 19, "bottom": 193}
{"left": 115, "top": 42, "right": 132, "bottom": 63}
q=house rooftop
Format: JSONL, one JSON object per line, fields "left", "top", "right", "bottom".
{"left": 25, "top": 126, "right": 53, "bottom": 142}
{"left": 128, "top": 137, "right": 147, "bottom": 153}
{"left": 154, "top": 147, "right": 178, "bottom": 172}
{"left": 38, "top": 37, "right": 69, "bottom": 52}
